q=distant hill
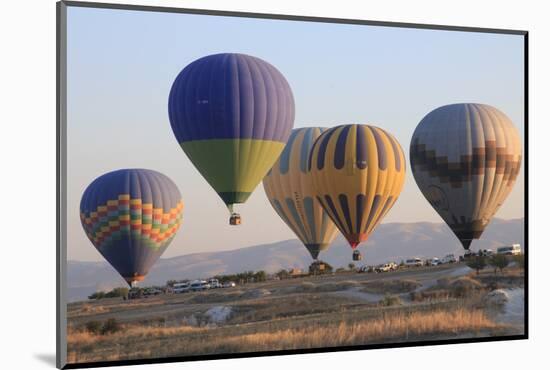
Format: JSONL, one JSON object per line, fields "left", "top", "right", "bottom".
{"left": 67, "top": 218, "right": 524, "bottom": 301}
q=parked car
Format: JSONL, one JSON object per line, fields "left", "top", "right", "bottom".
{"left": 358, "top": 265, "right": 375, "bottom": 273}
{"left": 441, "top": 254, "right": 457, "bottom": 264}
{"left": 387, "top": 262, "right": 398, "bottom": 270}
{"left": 208, "top": 278, "right": 221, "bottom": 289}
{"left": 190, "top": 280, "right": 209, "bottom": 291}
{"left": 426, "top": 258, "right": 440, "bottom": 266}
{"left": 173, "top": 282, "right": 190, "bottom": 294}
{"left": 374, "top": 265, "right": 387, "bottom": 273}
{"left": 128, "top": 288, "right": 142, "bottom": 300}
{"left": 142, "top": 288, "right": 163, "bottom": 297}
{"left": 223, "top": 281, "right": 236, "bottom": 288}
{"left": 405, "top": 258, "right": 423, "bottom": 267}
{"left": 480, "top": 249, "right": 494, "bottom": 256}
{"left": 497, "top": 244, "right": 522, "bottom": 256}
{"left": 459, "top": 250, "right": 475, "bottom": 262}
{"left": 375, "top": 263, "right": 394, "bottom": 273}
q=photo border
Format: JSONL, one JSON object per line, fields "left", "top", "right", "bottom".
{"left": 56, "top": 1, "right": 529, "bottom": 368}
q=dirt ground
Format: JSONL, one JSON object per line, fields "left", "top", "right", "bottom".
{"left": 66, "top": 263, "right": 525, "bottom": 364}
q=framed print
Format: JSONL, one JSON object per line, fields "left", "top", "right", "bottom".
{"left": 57, "top": 1, "right": 527, "bottom": 368}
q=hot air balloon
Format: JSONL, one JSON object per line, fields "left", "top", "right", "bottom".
{"left": 308, "top": 124, "right": 406, "bottom": 261}
{"left": 168, "top": 53, "right": 295, "bottom": 225}
{"left": 80, "top": 169, "right": 184, "bottom": 286}
{"left": 263, "top": 127, "right": 339, "bottom": 260}
{"left": 410, "top": 103, "right": 522, "bottom": 251}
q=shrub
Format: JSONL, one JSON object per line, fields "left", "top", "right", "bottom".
{"left": 101, "top": 318, "right": 122, "bottom": 335}
{"left": 88, "top": 291, "right": 105, "bottom": 300}
{"left": 409, "top": 290, "right": 450, "bottom": 302}
{"left": 448, "top": 277, "right": 483, "bottom": 298}
{"left": 88, "top": 287, "right": 129, "bottom": 300}
{"left": 466, "top": 256, "right": 487, "bottom": 274}
{"left": 363, "top": 279, "right": 420, "bottom": 294}
{"left": 379, "top": 294, "right": 402, "bottom": 307}
{"left": 84, "top": 320, "right": 102, "bottom": 335}
{"left": 415, "top": 277, "right": 483, "bottom": 301}
{"left": 490, "top": 254, "right": 509, "bottom": 274}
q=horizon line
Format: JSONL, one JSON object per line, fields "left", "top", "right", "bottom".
{"left": 68, "top": 216, "right": 525, "bottom": 263}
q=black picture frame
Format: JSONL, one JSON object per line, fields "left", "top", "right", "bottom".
{"left": 56, "top": 1, "right": 528, "bottom": 368}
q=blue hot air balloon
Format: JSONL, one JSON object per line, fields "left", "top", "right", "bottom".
{"left": 80, "top": 169, "right": 184, "bottom": 286}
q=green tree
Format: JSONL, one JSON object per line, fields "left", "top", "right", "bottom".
{"left": 466, "top": 256, "right": 487, "bottom": 275}
{"left": 348, "top": 263, "right": 356, "bottom": 271}
{"left": 166, "top": 280, "right": 178, "bottom": 287}
{"left": 490, "top": 254, "right": 509, "bottom": 274}
{"left": 276, "top": 269, "right": 289, "bottom": 280}
{"left": 105, "top": 287, "right": 129, "bottom": 298}
{"left": 254, "top": 270, "right": 267, "bottom": 282}
{"left": 514, "top": 254, "right": 525, "bottom": 271}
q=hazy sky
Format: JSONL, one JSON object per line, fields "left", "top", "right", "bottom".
{"left": 67, "top": 6, "right": 525, "bottom": 261}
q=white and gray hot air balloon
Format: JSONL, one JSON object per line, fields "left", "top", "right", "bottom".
{"left": 410, "top": 103, "right": 522, "bottom": 250}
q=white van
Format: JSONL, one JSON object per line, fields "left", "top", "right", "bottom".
{"left": 497, "top": 244, "right": 521, "bottom": 256}
{"left": 440, "top": 254, "right": 457, "bottom": 264}
{"left": 405, "top": 258, "right": 423, "bottom": 267}
{"left": 190, "top": 280, "right": 209, "bottom": 291}
{"left": 173, "top": 282, "right": 190, "bottom": 294}
{"left": 209, "top": 278, "right": 220, "bottom": 289}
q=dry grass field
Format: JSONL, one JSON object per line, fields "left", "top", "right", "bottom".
{"left": 66, "top": 264, "right": 524, "bottom": 364}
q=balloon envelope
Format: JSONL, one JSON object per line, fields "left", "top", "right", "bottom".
{"left": 410, "top": 103, "right": 522, "bottom": 249}
{"left": 308, "top": 124, "right": 406, "bottom": 249}
{"left": 263, "top": 127, "right": 338, "bottom": 259}
{"left": 80, "top": 169, "right": 184, "bottom": 285}
{"left": 168, "top": 53, "right": 295, "bottom": 216}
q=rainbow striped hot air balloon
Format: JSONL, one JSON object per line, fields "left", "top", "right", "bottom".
{"left": 168, "top": 53, "right": 295, "bottom": 225}
{"left": 80, "top": 169, "right": 184, "bottom": 286}
{"left": 263, "top": 127, "right": 338, "bottom": 260}
{"left": 410, "top": 103, "right": 522, "bottom": 250}
{"left": 308, "top": 124, "right": 406, "bottom": 260}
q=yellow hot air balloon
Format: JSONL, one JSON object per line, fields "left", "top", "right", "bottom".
{"left": 263, "top": 127, "right": 339, "bottom": 260}
{"left": 308, "top": 124, "right": 406, "bottom": 260}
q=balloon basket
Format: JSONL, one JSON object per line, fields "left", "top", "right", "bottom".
{"left": 229, "top": 213, "right": 241, "bottom": 226}
{"left": 352, "top": 250, "right": 362, "bottom": 261}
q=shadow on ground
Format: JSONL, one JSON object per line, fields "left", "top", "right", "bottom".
{"left": 34, "top": 353, "right": 56, "bottom": 367}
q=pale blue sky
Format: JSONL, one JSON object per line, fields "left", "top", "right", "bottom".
{"left": 66, "top": 6, "right": 525, "bottom": 261}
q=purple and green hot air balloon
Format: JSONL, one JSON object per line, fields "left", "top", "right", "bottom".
{"left": 80, "top": 169, "right": 184, "bottom": 286}
{"left": 168, "top": 53, "right": 295, "bottom": 225}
